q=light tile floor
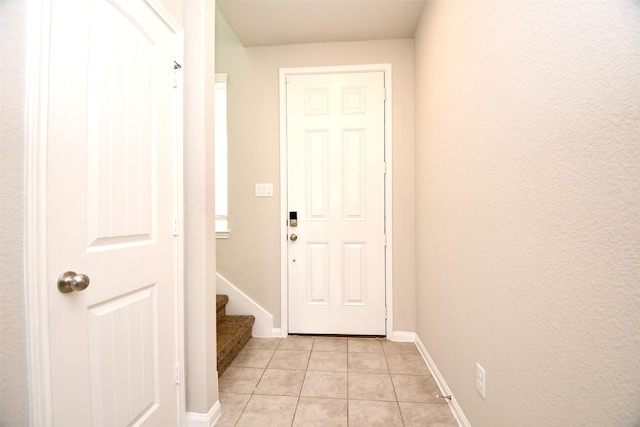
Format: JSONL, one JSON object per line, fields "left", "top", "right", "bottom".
{"left": 217, "top": 336, "right": 459, "bottom": 426}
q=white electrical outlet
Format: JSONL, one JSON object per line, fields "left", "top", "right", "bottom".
{"left": 476, "top": 363, "right": 486, "bottom": 398}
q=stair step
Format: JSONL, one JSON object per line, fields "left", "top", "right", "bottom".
{"left": 217, "top": 314, "right": 255, "bottom": 377}
{"left": 216, "top": 294, "right": 229, "bottom": 324}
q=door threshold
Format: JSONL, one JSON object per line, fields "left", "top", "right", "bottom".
{"left": 287, "top": 333, "right": 386, "bottom": 339}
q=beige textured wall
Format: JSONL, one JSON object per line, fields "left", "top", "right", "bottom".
{"left": 0, "top": 1, "right": 29, "bottom": 425}
{"left": 414, "top": 1, "right": 640, "bottom": 426}
{"left": 161, "top": 0, "right": 220, "bottom": 414}
{"left": 215, "top": 9, "right": 416, "bottom": 331}
{"left": 183, "top": 0, "right": 219, "bottom": 414}
{"left": 157, "top": 0, "right": 222, "bottom": 416}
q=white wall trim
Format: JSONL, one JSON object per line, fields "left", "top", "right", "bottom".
{"left": 278, "top": 64, "right": 393, "bottom": 337}
{"left": 388, "top": 331, "right": 416, "bottom": 343}
{"left": 415, "top": 335, "right": 471, "bottom": 427}
{"left": 186, "top": 400, "right": 221, "bottom": 427}
{"left": 25, "top": 0, "right": 53, "bottom": 424}
{"left": 216, "top": 273, "right": 274, "bottom": 338}
{"left": 278, "top": 67, "right": 290, "bottom": 337}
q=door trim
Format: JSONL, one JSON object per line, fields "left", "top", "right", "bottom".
{"left": 25, "top": 1, "right": 53, "bottom": 423}
{"left": 278, "top": 64, "right": 393, "bottom": 338}
{"left": 24, "top": 1, "right": 185, "bottom": 423}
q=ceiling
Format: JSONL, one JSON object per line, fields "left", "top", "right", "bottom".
{"left": 216, "top": 0, "right": 428, "bottom": 47}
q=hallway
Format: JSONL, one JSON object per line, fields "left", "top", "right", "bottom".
{"left": 217, "top": 336, "right": 459, "bottom": 426}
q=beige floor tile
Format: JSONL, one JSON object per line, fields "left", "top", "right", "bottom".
{"left": 348, "top": 400, "right": 404, "bottom": 427}
{"left": 243, "top": 337, "right": 281, "bottom": 350}
{"left": 348, "top": 352, "right": 389, "bottom": 373}
{"left": 308, "top": 351, "right": 348, "bottom": 372}
{"left": 386, "top": 353, "right": 431, "bottom": 375}
{"left": 216, "top": 392, "right": 251, "bottom": 427}
{"left": 292, "top": 397, "right": 348, "bottom": 427}
{"left": 236, "top": 395, "right": 298, "bottom": 427}
{"left": 348, "top": 372, "right": 396, "bottom": 401}
{"left": 312, "top": 337, "right": 348, "bottom": 352}
{"left": 230, "top": 348, "right": 275, "bottom": 369}
{"left": 382, "top": 340, "right": 420, "bottom": 355}
{"left": 301, "top": 370, "right": 348, "bottom": 398}
{"left": 392, "top": 374, "right": 442, "bottom": 403}
{"left": 222, "top": 336, "right": 453, "bottom": 426}
{"left": 399, "top": 402, "right": 459, "bottom": 426}
{"left": 268, "top": 349, "right": 311, "bottom": 370}
{"left": 278, "top": 336, "right": 315, "bottom": 350}
{"left": 218, "top": 367, "right": 264, "bottom": 393}
{"left": 254, "top": 368, "right": 305, "bottom": 396}
{"left": 348, "top": 338, "right": 384, "bottom": 353}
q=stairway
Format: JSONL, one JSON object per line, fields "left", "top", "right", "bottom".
{"left": 216, "top": 294, "right": 255, "bottom": 377}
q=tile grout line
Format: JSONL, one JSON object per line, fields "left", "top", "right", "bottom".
{"left": 292, "top": 336, "right": 314, "bottom": 426}
{"left": 384, "top": 347, "right": 406, "bottom": 426}
{"left": 234, "top": 341, "right": 276, "bottom": 426}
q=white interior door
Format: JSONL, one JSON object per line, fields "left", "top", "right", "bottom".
{"left": 47, "top": 0, "right": 181, "bottom": 425}
{"left": 286, "top": 71, "right": 386, "bottom": 335}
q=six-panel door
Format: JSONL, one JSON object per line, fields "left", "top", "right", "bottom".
{"left": 286, "top": 71, "right": 386, "bottom": 335}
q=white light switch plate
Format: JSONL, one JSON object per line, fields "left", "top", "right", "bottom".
{"left": 255, "top": 183, "right": 273, "bottom": 197}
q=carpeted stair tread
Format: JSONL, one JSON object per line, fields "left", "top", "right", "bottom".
{"left": 216, "top": 294, "right": 229, "bottom": 312}
{"left": 216, "top": 294, "right": 229, "bottom": 324}
{"left": 217, "top": 314, "right": 255, "bottom": 377}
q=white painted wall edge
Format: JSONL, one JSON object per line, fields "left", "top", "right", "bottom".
{"left": 186, "top": 400, "right": 220, "bottom": 427}
{"left": 414, "top": 334, "right": 471, "bottom": 427}
{"left": 216, "top": 273, "right": 274, "bottom": 338}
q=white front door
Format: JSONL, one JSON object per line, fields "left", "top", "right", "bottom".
{"left": 286, "top": 71, "right": 386, "bottom": 335}
{"left": 46, "top": 0, "right": 181, "bottom": 425}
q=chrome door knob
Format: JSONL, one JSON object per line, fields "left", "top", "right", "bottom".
{"left": 57, "top": 271, "right": 90, "bottom": 293}
{"left": 290, "top": 234, "right": 298, "bottom": 241}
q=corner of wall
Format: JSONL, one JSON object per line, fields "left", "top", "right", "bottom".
{"left": 414, "top": 334, "right": 471, "bottom": 427}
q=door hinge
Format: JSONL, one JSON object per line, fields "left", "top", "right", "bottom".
{"left": 175, "top": 364, "right": 181, "bottom": 384}
{"left": 173, "top": 217, "right": 178, "bottom": 236}
{"left": 384, "top": 235, "right": 387, "bottom": 247}
{"left": 173, "top": 61, "right": 182, "bottom": 88}
{"left": 383, "top": 161, "right": 387, "bottom": 174}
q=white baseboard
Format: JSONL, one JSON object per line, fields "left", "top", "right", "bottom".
{"left": 272, "top": 328, "right": 284, "bottom": 338}
{"left": 186, "top": 400, "right": 221, "bottom": 427}
{"left": 388, "top": 330, "right": 416, "bottom": 342}
{"left": 216, "top": 273, "right": 274, "bottom": 338}
{"left": 414, "top": 335, "right": 470, "bottom": 427}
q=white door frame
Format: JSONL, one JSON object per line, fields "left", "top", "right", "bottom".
{"left": 279, "top": 64, "right": 393, "bottom": 338}
{"left": 24, "top": 1, "right": 185, "bottom": 423}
